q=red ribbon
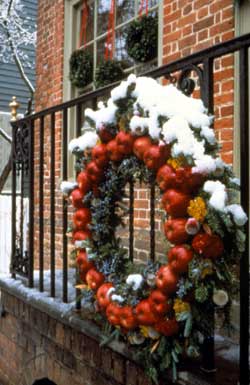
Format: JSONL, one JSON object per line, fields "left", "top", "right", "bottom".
{"left": 105, "top": 0, "right": 115, "bottom": 60}
{"left": 79, "top": 0, "right": 89, "bottom": 48}
{"left": 139, "top": 0, "right": 149, "bottom": 17}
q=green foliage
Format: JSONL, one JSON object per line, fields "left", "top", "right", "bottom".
{"left": 95, "top": 59, "right": 125, "bottom": 88}
{"left": 125, "top": 15, "right": 158, "bottom": 63}
{"left": 195, "top": 285, "right": 209, "bottom": 303}
{"left": 69, "top": 49, "right": 93, "bottom": 88}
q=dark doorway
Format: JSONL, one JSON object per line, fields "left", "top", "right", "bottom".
{"left": 32, "top": 379, "right": 57, "bottom": 385}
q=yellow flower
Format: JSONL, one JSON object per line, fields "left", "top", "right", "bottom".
{"left": 173, "top": 299, "right": 191, "bottom": 315}
{"left": 140, "top": 326, "right": 159, "bottom": 339}
{"left": 187, "top": 197, "right": 207, "bottom": 222}
{"left": 201, "top": 259, "right": 213, "bottom": 278}
{"left": 140, "top": 326, "right": 150, "bottom": 338}
{"left": 167, "top": 157, "right": 183, "bottom": 169}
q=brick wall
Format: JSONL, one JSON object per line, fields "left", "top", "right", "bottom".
{"left": 0, "top": 289, "right": 154, "bottom": 385}
{"left": 34, "top": 0, "right": 65, "bottom": 268}
{"left": 162, "top": 0, "right": 235, "bottom": 164}
{"left": 33, "top": 0, "right": 237, "bottom": 267}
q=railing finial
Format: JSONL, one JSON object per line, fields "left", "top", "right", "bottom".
{"left": 9, "top": 96, "right": 20, "bottom": 121}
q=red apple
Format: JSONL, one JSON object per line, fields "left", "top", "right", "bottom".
{"left": 98, "top": 126, "right": 115, "bottom": 143}
{"left": 162, "top": 189, "right": 191, "bottom": 218}
{"left": 76, "top": 250, "right": 94, "bottom": 272}
{"left": 116, "top": 132, "right": 135, "bottom": 155}
{"left": 77, "top": 171, "right": 91, "bottom": 195}
{"left": 156, "top": 265, "right": 179, "bottom": 293}
{"left": 156, "top": 164, "right": 176, "bottom": 191}
{"left": 72, "top": 229, "right": 91, "bottom": 243}
{"left": 70, "top": 188, "right": 85, "bottom": 209}
{"left": 149, "top": 290, "right": 171, "bottom": 316}
{"left": 97, "top": 283, "right": 113, "bottom": 309}
{"left": 133, "top": 136, "right": 152, "bottom": 160}
{"left": 168, "top": 245, "right": 193, "bottom": 273}
{"left": 86, "top": 268, "right": 105, "bottom": 290}
{"left": 143, "top": 145, "right": 170, "bottom": 170}
{"left": 106, "top": 303, "right": 121, "bottom": 326}
{"left": 192, "top": 232, "right": 224, "bottom": 259}
{"left": 73, "top": 208, "right": 91, "bottom": 230}
{"left": 119, "top": 306, "right": 137, "bottom": 330}
{"left": 175, "top": 167, "right": 204, "bottom": 193}
{"left": 135, "top": 299, "right": 159, "bottom": 325}
{"left": 91, "top": 143, "right": 109, "bottom": 168}
{"left": 106, "top": 139, "right": 124, "bottom": 162}
{"left": 164, "top": 218, "right": 189, "bottom": 244}
{"left": 86, "top": 161, "right": 103, "bottom": 184}
{"left": 155, "top": 318, "right": 179, "bottom": 336}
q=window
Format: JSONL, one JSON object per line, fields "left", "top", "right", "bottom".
{"left": 64, "top": 0, "right": 162, "bottom": 99}
{"left": 63, "top": 0, "right": 162, "bottom": 176}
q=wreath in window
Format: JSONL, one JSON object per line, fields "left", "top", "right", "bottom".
{"left": 95, "top": 59, "right": 125, "bottom": 89}
{"left": 62, "top": 75, "right": 247, "bottom": 384}
{"left": 69, "top": 49, "right": 93, "bottom": 88}
{"left": 125, "top": 15, "right": 158, "bottom": 63}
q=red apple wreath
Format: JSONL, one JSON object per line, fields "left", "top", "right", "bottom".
{"left": 62, "top": 75, "right": 247, "bottom": 383}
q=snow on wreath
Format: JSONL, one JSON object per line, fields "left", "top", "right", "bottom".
{"left": 61, "top": 74, "right": 247, "bottom": 384}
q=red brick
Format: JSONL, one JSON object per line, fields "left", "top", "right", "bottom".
{"left": 179, "top": 34, "right": 196, "bottom": 49}
{"left": 193, "top": 16, "right": 215, "bottom": 32}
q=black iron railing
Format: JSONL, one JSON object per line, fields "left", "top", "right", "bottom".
{"left": 11, "top": 33, "right": 250, "bottom": 384}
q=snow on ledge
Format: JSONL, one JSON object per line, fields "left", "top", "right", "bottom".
{"left": 0, "top": 269, "right": 77, "bottom": 316}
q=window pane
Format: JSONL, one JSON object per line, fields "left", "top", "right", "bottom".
{"left": 138, "top": 0, "right": 158, "bottom": 11}
{"left": 97, "top": 0, "right": 110, "bottom": 36}
{"left": 115, "top": 26, "right": 133, "bottom": 67}
{"left": 96, "top": 37, "right": 107, "bottom": 64}
{"left": 85, "top": 2, "right": 94, "bottom": 43}
{"left": 116, "top": 0, "right": 135, "bottom": 25}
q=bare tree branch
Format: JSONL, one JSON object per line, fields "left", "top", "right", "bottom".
{"left": 0, "top": 127, "right": 12, "bottom": 143}
{"left": 5, "top": 0, "right": 35, "bottom": 101}
{"left": 0, "top": 154, "right": 11, "bottom": 193}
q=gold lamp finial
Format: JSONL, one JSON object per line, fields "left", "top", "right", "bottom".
{"left": 9, "top": 96, "right": 20, "bottom": 121}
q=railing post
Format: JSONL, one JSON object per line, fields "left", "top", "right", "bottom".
{"left": 28, "top": 119, "right": 34, "bottom": 288}
{"left": 239, "top": 47, "right": 249, "bottom": 385}
{"left": 129, "top": 180, "right": 134, "bottom": 262}
{"left": 50, "top": 112, "right": 56, "bottom": 297}
{"left": 9, "top": 97, "right": 20, "bottom": 279}
{"left": 200, "top": 57, "right": 216, "bottom": 373}
{"left": 11, "top": 123, "right": 17, "bottom": 279}
{"left": 62, "top": 108, "right": 68, "bottom": 303}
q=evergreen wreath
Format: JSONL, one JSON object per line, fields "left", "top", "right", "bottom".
{"left": 95, "top": 59, "right": 125, "bottom": 89}
{"left": 62, "top": 75, "right": 247, "bottom": 384}
{"left": 125, "top": 15, "right": 158, "bottom": 63}
{"left": 69, "top": 49, "right": 93, "bottom": 88}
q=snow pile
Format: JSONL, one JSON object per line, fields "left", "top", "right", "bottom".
{"left": 111, "top": 74, "right": 136, "bottom": 101}
{"left": 126, "top": 274, "right": 144, "bottom": 290}
{"left": 68, "top": 131, "right": 98, "bottom": 153}
{"left": 225, "top": 204, "right": 248, "bottom": 226}
{"left": 203, "top": 181, "right": 227, "bottom": 211}
{"left": 111, "top": 294, "right": 125, "bottom": 303}
{"left": 85, "top": 99, "right": 117, "bottom": 129}
{"left": 60, "top": 181, "right": 77, "bottom": 194}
